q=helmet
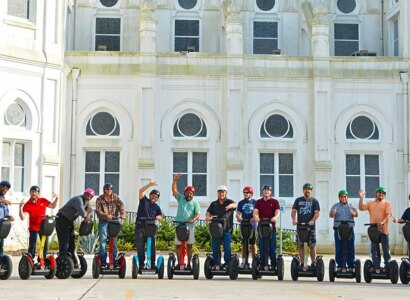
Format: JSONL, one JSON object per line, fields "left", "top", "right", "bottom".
{"left": 0, "top": 180, "right": 11, "bottom": 189}
{"left": 376, "top": 186, "right": 386, "bottom": 194}
{"left": 83, "top": 188, "right": 95, "bottom": 197}
{"left": 149, "top": 189, "right": 160, "bottom": 198}
{"left": 303, "top": 183, "right": 313, "bottom": 190}
{"left": 243, "top": 186, "right": 254, "bottom": 195}
{"left": 217, "top": 185, "right": 228, "bottom": 192}
{"left": 103, "top": 183, "right": 113, "bottom": 191}
{"left": 262, "top": 185, "right": 272, "bottom": 191}
{"left": 184, "top": 186, "right": 195, "bottom": 195}
{"left": 30, "top": 185, "right": 40, "bottom": 192}
{"left": 338, "top": 189, "right": 349, "bottom": 196}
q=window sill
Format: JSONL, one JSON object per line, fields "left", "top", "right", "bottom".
{"left": 4, "top": 16, "right": 36, "bottom": 30}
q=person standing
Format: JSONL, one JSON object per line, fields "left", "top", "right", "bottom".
{"left": 0, "top": 180, "right": 14, "bottom": 257}
{"left": 95, "top": 183, "right": 126, "bottom": 267}
{"left": 393, "top": 194, "right": 410, "bottom": 258}
{"left": 172, "top": 173, "right": 201, "bottom": 269}
{"left": 291, "top": 183, "right": 320, "bottom": 270}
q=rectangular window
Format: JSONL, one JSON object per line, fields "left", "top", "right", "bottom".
{"left": 334, "top": 23, "right": 359, "bottom": 56}
{"left": 95, "top": 18, "right": 121, "bottom": 51}
{"left": 174, "top": 20, "right": 199, "bottom": 52}
{"left": 173, "top": 151, "right": 207, "bottom": 196}
{"left": 259, "top": 153, "right": 293, "bottom": 197}
{"left": 393, "top": 18, "right": 399, "bottom": 56}
{"left": 7, "top": 0, "right": 29, "bottom": 19}
{"left": 2, "top": 141, "right": 25, "bottom": 192}
{"left": 85, "top": 150, "right": 120, "bottom": 194}
{"left": 253, "top": 21, "right": 278, "bottom": 54}
{"left": 346, "top": 154, "right": 379, "bottom": 196}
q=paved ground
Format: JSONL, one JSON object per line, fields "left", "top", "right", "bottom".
{"left": 0, "top": 254, "right": 409, "bottom": 300}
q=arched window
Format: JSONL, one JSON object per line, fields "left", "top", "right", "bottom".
{"left": 100, "top": 0, "right": 118, "bottom": 7}
{"left": 346, "top": 116, "right": 379, "bottom": 140}
{"left": 4, "top": 102, "right": 26, "bottom": 128}
{"left": 178, "top": 0, "right": 197, "bottom": 10}
{"left": 256, "top": 0, "right": 275, "bottom": 12}
{"left": 173, "top": 113, "right": 207, "bottom": 137}
{"left": 337, "top": 0, "right": 356, "bottom": 14}
{"left": 260, "top": 114, "right": 293, "bottom": 138}
{"left": 86, "top": 112, "right": 120, "bottom": 136}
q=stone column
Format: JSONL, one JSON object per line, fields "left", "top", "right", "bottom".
{"left": 225, "top": 0, "right": 243, "bottom": 56}
{"left": 139, "top": 0, "right": 157, "bottom": 53}
{"left": 311, "top": 1, "right": 330, "bottom": 57}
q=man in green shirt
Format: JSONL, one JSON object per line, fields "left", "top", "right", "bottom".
{"left": 172, "top": 173, "right": 201, "bottom": 270}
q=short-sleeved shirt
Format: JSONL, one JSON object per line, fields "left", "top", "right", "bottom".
{"left": 237, "top": 198, "right": 256, "bottom": 220}
{"left": 401, "top": 207, "right": 410, "bottom": 221}
{"left": 136, "top": 195, "right": 162, "bottom": 222}
{"left": 23, "top": 197, "right": 51, "bottom": 231}
{"left": 292, "top": 196, "right": 320, "bottom": 228}
{"left": 0, "top": 195, "right": 10, "bottom": 219}
{"left": 329, "top": 202, "right": 357, "bottom": 228}
{"left": 254, "top": 197, "right": 280, "bottom": 229}
{"left": 175, "top": 192, "right": 201, "bottom": 229}
{"left": 206, "top": 199, "right": 235, "bottom": 233}
{"left": 361, "top": 199, "right": 392, "bottom": 234}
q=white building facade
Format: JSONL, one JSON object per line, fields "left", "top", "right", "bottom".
{"left": 2, "top": 0, "right": 410, "bottom": 253}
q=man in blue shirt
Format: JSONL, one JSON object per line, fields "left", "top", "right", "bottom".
{"left": 0, "top": 180, "right": 15, "bottom": 257}
{"left": 393, "top": 194, "right": 410, "bottom": 258}
{"left": 329, "top": 189, "right": 358, "bottom": 272}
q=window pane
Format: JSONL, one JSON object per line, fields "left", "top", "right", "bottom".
{"left": 7, "top": 0, "right": 29, "bottom": 19}
{"left": 173, "top": 152, "right": 188, "bottom": 173}
{"left": 254, "top": 22, "right": 278, "bottom": 38}
{"left": 193, "top": 174, "right": 206, "bottom": 196}
{"left": 279, "top": 175, "right": 293, "bottom": 197}
{"left": 346, "top": 154, "right": 360, "bottom": 175}
{"left": 13, "top": 167, "right": 24, "bottom": 192}
{"left": 1, "top": 168, "right": 10, "bottom": 181}
{"left": 256, "top": 0, "right": 275, "bottom": 11}
{"left": 176, "top": 113, "right": 204, "bottom": 137}
{"left": 14, "top": 143, "right": 25, "bottom": 167}
{"left": 260, "top": 153, "right": 274, "bottom": 173}
{"left": 85, "top": 174, "right": 100, "bottom": 193}
{"left": 2, "top": 143, "right": 10, "bottom": 167}
{"left": 346, "top": 176, "right": 360, "bottom": 196}
{"left": 175, "top": 37, "right": 199, "bottom": 52}
{"left": 104, "top": 174, "right": 119, "bottom": 194}
{"left": 178, "top": 0, "right": 197, "bottom": 10}
{"left": 175, "top": 20, "right": 199, "bottom": 36}
{"left": 279, "top": 153, "right": 293, "bottom": 174}
{"left": 86, "top": 152, "right": 100, "bottom": 172}
{"left": 95, "top": 35, "right": 120, "bottom": 51}
{"left": 96, "top": 18, "right": 120, "bottom": 34}
{"left": 365, "top": 155, "right": 379, "bottom": 175}
{"left": 254, "top": 39, "right": 278, "bottom": 55}
{"left": 334, "top": 24, "right": 358, "bottom": 40}
{"left": 337, "top": 0, "right": 356, "bottom": 14}
{"left": 192, "top": 152, "right": 207, "bottom": 173}
{"left": 365, "top": 177, "right": 380, "bottom": 194}
{"left": 100, "top": 0, "right": 118, "bottom": 7}
{"left": 260, "top": 175, "right": 274, "bottom": 196}
{"left": 176, "top": 174, "right": 188, "bottom": 193}
{"left": 105, "top": 151, "right": 120, "bottom": 172}
{"left": 5, "top": 103, "right": 26, "bottom": 127}
{"left": 335, "top": 41, "right": 359, "bottom": 56}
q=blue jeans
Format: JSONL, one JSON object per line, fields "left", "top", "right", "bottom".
{"left": 334, "top": 229, "right": 355, "bottom": 268}
{"left": 407, "top": 241, "right": 410, "bottom": 259}
{"left": 98, "top": 221, "right": 117, "bottom": 265}
{"left": 211, "top": 232, "right": 232, "bottom": 265}
{"left": 370, "top": 233, "right": 391, "bottom": 269}
{"left": 259, "top": 229, "right": 277, "bottom": 266}
{"left": 29, "top": 230, "right": 49, "bottom": 259}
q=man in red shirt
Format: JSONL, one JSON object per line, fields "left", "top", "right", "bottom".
{"left": 19, "top": 185, "right": 59, "bottom": 261}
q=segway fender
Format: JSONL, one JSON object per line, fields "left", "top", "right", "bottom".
{"left": 133, "top": 255, "right": 139, "bottom": 268}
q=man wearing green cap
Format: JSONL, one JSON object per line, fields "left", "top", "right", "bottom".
{"left": 329, "top": 189, "right": 358, "bottom": 272}
{"left": 359, "top": 187, "right": 392, "bottom": 273}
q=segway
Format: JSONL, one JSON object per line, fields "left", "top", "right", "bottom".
{"left": 290, "top": 222, "right": 324, "bottom": 281}
{"left": 328, "top": 220, "right": 361, "bottom": 283}
{"left": 167, "top": 221, "right": 200, "bottom": 279}
{"left": 92, "top": 219, "right": 126, "bottom": 278}
{"left": 251, "top": 219, "right": 284, "bottom": 280}
{"left": 132, "top": 218, "right": 164, "bottom": 279}
{"left": 203, "top": 216, "right": 239, "bottom": 280}
{"left": 0, "top": 217, "right": 13, "bottom": 280}
{"left": 399, "top": 220, "right": 410, "bottom": 284}
{"left": 18, "top": 215, "right": 56, "bottom": 279}
{"left": 363, "top": 223, "right": 398, "bottom": 284}
{"left": 238, "top": 219, "right": 253, "bottom": 276}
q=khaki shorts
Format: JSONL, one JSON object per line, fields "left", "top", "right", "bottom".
{"left": 175, "top": 227, "right": 195, "bottom": 245}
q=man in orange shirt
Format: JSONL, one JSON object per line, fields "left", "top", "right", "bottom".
{"left": 359, "top": 187, "right": 392, "bottom": 273}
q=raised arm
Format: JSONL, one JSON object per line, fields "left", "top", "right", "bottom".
{"left": 139, "top": 181, "right": 157, "bottom": 200}
{"left": 172, "top": 173, "right": 181, "bottom": 197}
{"left": 19, "top": 199, "right": 26, "bottom": 221}
{"left": 48, "top": 193, "right": 59, "bottom": 209}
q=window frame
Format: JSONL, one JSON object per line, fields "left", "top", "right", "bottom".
{"left": 334, "top": 23, "right": 359, "bottom": 56}
{"left": 95, "top": 17, "right": 121, "bottom": 51}
{"left": 252, "top": 21, "right": 279, "bottom": 55}
{"left": 2, "top": 140, "right": 26, "bottom": 193}
{"left": 173, "top": 19, "right": 200, "bottom": 52}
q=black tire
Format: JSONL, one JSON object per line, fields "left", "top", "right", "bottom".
{"left": 18, "top": 256, "right": 32, "bottom": 280}
{"left": 355, "top": 259, "right": 361, "bottom": 283}
{"left": 132, "top": 257, "right": 139, "bottom": 279}
{"left": 158, "top": 259, "right": 164, "bottom": 279}
{"left": 167, "top": 256, "right": 174, "bottom": 279}
{"left": 328, "top": 259, "right": 336, "bottom": 282}
{"left": 364, "top": 259, "right": 372, "bottom": 283}
{"left": 228, "top": 256, "right": 239, "bottom": 280}
{"left": 71, "top": 255, "right": 87, "bottom": 279}
{"left": 44, "top": 256, "right": 57, "bottom": 279}
{"left": 290, "top": 258, "right": 299, "bottom": 281}
{"left": 251, "top": 256, "right": 259, "bottom": 280}
{"left": 204, "top": 256, "right": 213, "bottom": 280}
{"left": 316, "top": 258, "right": 325, "bottom": 282}
{"left": 389, "top": 260, "right": 398, "bottom": 284}
{"left": 92, "top": 256, "right": 101, "bottom": 279}
{"left": 0, "top": 255, "right": 13, "bottom": 280}
{"left": 399, "top": 261, "right": 410, "bottom": 284}
{"left": 192, "top": 254, "right": 200, "bottom": 280}
{"left": 56, "top": 255, "right": 74, "bottom": 279}
{"left": 277, "top": 256, "right": 284, "bottom": 281}
{"left": 118, "top": 256, "right": 126, "bottom": 279}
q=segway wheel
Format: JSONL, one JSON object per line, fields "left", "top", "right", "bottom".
{"left": 92, "top": 256, "right": 101, "bottom": 279}
{"left": 290, "top": 258, "right": 299, "bottom": 281}
{"left": 389, "top": 260, "right": 398, "bottom": 284}
{"left": 0, "top": 255, "right": 13, "bottom": 280}
{"left": 399, "top": 261, "right": 410, "bottom": 284}
{"left": 158, "top": 259, "right": 164, "bottom": 279}
{"left": 277, "top": 256, "right": 284, "bottom": 281}
{"left": 363, "top": 259, "right": 372, "bottom": 283}
{"left": 192, "top": 254, "right": 200, "bottom": 280}
{"left": 228, "top": 256, "right": 239, "bottom": 280}
{"left": 118, "top": 256, "right": 126, "bottom": 279}
{"left": 56, "top": 255, "right": 74, "bottom": 279}
{"left": 167, "top": 256, "right": 174, "bottom": 279}
{"left": 18, "top": 256, "right": 32, "bottom": 280}
{"left": 354, "top": 259, "right": 361, "bottom": 283}
{"left": 316, "top": 258, "right": 325, "bottom": 282}
{"left": 44, "top": 256, "right": 57, "bottom": 279}
{"left": 251, "top": 256, "right": 259, "bottom": 280}
{"left": 71, "top": 255, "right": 87, "bottom": 279}
{"left": 328, "top": 259, "right": 336, "bottom": 282}
{"left": 132, "top": 256, "right": 139, "bottom": 279}
{"left": 204, "top": 256, "right": 213, "bottom": 280}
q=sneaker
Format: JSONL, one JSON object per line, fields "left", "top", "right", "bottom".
{"left": 375, "top": 268, "right": 381, "bottom": 274}
{"left": 341, "top": 268, "right": 347, "bottom": 273}
{"left": 186, "top": 264, "right": 192, "bottom": 270}
{"left": 174, "top": 265, "right": 180, "bottom": 270}
{"left": 239, "top": 262, "right": 245, "bottom": 269}
{"left": 221, "top": 263, "right": 227, "bottom": 270}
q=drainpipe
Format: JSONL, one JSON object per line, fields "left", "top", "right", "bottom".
{"left": 70, "top": 67, "right": 81, "bottom": 196}
{"left": 380, "top": 0, "right": 385, "bottom": 56}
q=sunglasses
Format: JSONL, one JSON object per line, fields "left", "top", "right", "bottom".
{"left": 243, "top": 191, "right": 251, "bottom": 194}
{"left": 105, "top": 188, "right": 113, "bottom": 190}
